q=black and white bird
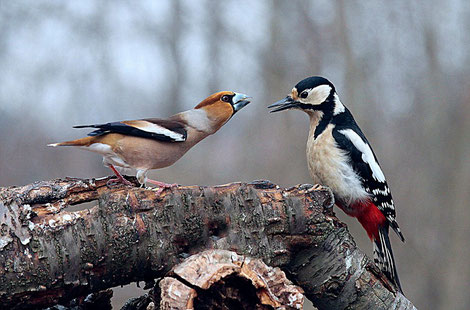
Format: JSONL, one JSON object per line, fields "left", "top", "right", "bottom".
{"left": 268, "top": 76, "right": 404, "bottom": 292}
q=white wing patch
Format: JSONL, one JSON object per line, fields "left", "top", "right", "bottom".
{"left": 339, "top": 129, "right": 386, "bottom": 182}
{"left": 133, "top": 122, "right": 185, "bottom": 141}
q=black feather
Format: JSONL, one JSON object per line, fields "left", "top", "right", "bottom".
{"left": 295, "top": 76, "right": 335, "bottom": 94}
{"left": 73, "top": 120, "right": 187, "bottom": 143}
{"left": 332, "top": 108, "right": 404, "bottom": 240}
{"left": 374, "top": 225, "right": 403, "bottom": 293}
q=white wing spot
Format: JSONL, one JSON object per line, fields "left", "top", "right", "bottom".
{"left": 372, "top": 187, "right": 390, "bottom": 195}
{"left": 339, "top": 129, "right": 386, "bottom": 182}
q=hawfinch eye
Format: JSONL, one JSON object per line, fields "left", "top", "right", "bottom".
{"left": 300, "top": 91, "right": 308, "bottom": 99}
{"left": 221, "top": 95, "right": 230, "bottom": 102}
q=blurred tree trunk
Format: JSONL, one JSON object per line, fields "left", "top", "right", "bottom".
{"left": 0, "top": 177, "right": 416, "bottom": 309}
{"left": 167, "top": 0, "right": 184, "bottom": 114}
{"left": 205, "top": 0, "right": 222, "bottom": 94}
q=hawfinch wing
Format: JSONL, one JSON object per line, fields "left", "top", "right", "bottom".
{"left": 74, "top": 118, "right": 187, "bottom": 142}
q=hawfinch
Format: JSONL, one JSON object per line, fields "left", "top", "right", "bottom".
{"left": 49, "top": 91, "right": 250, "bottom": 189}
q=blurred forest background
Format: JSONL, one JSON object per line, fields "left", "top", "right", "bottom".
{"left": 0, "top": 1, "right": 469, "bottom": 309}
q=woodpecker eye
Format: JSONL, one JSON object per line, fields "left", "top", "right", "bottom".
{"left": 300, "top": 91, "right": 308, "bottom": 99}
{"left": 221, "top": 95, "right": 230, "bottom": 102}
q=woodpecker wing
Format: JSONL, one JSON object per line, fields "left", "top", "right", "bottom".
{"left": 332, "top": 123, "right": 404, "bottom": 242}
{"left": 74, "top": 118, "right": 187, "bottom": 143}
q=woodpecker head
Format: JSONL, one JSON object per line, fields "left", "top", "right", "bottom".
{"left": 268, "top": 76, "right": 343, "bottom": 115}
{"left": 192, "top": 91, "right": 251, "bottom": 132}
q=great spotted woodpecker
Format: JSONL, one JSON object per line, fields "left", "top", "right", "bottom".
{"left": 269, "top": 76, "right": 404, "bottom": 292}
{"left": 49, "top": 91, "right": 251, "bottom": 190}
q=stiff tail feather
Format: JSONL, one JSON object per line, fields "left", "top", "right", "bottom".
{"left": 373, "top": 225, "right": 403, "bottom": 293}
{"left": 388, "top": 217, "right": 405, "bottom": 242}
{"left": 47, "top": 136, "right": 95, "bottom": 147}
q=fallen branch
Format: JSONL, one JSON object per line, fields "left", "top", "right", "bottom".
{"left": 0, "top": 177, "right": 416, "bottom": 309}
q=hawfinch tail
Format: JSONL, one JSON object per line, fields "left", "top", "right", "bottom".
{"left": 49, "top": 91, "right": 251, "bottom": 189}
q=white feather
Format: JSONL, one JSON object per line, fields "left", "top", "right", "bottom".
{"left": 338, "top": 129, "right": 386, "bottom": 182}
{"left": 135, "top": 122, "right": 185, "bottom": 141}
{"left": 333, "top": 93, "right": 345, "bottom": 115}
{"left": 85, "top": 143, "right": 113, "bottom": 154}
{"left": 372, "top": 187, "right": 390, "bottom": 195}
{"left": 83, "top": 143, "right": 130, "bottom": 168}
{"left": 308, "top": 84, "right": 332, "bottom": 105}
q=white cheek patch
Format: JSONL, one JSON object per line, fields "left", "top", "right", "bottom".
{"left": 339, "top": 129, "right": 386, "bottom": 182}
{"left": 309, "top": 85, "right": 332, "bottom": 105}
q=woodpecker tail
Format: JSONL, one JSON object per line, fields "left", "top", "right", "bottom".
{"left": 47, "top": 136, "right": 95, "bottom": 147}
{"left": 373, "top": 225, "right": 403, "bottom": 293}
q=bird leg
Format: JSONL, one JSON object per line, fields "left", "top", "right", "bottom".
{"left": 146, "top": 179, "right": 178, "bottom": 188}
{"left": 135, "top": 170, "right": 178, "bottom": 193}
{"left": 145, "top": 179, "right": 178, "bottom": 195}
{"left": 107, "top": 164, "right": 134, "bottom": 186}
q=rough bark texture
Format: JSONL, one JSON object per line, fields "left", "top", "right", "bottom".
{"left": 0, "top": 177, "right": 416, "bottom": 309}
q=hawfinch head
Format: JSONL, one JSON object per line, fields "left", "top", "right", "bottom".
{"left": 195, "top": 91, "right": 251, "bottom": 128}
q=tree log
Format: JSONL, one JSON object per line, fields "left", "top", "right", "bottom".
{"left": 0, "top": 177, "right": 416, "bottom": 309}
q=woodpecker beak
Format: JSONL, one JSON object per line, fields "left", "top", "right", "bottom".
{"left": 268, "top": 96, "right": 299, "bottom": 112}
{"left": 232, "top": 93, "right": 251, "bottom": 113}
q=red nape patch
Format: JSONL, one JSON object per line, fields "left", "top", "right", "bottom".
{"left": 341, "top": 200, "right": 387, "bottom": 241}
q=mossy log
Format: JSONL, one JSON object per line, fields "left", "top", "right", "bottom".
{"left": 0, "top": 177, "right": 416, "bottom": 309}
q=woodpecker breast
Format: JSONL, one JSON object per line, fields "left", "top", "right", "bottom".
{"left": 306, "top": 122, "right": 369, "bottom": 205}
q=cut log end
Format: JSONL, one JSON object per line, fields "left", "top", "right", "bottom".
{"left": 159, "top": 250, "right": 304, "bottom": 310}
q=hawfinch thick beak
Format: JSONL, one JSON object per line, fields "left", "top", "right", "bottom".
{"left": 268, "top": 96, "right": 299, "bottom": 112}
{"left": 232, "top": 93, "right": 251, "bottom": 113}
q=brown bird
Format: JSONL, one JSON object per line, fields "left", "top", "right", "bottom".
{"left": 49, "top": 91, "right": 251, "bottom": 190}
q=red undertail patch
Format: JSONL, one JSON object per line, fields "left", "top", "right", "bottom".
{"left": 339, "top": 200, "right": 387, "bottom": 240}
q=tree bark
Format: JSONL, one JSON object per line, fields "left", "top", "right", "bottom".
{"left": 0, "top": 177, "right": 416, "bottom": 309}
